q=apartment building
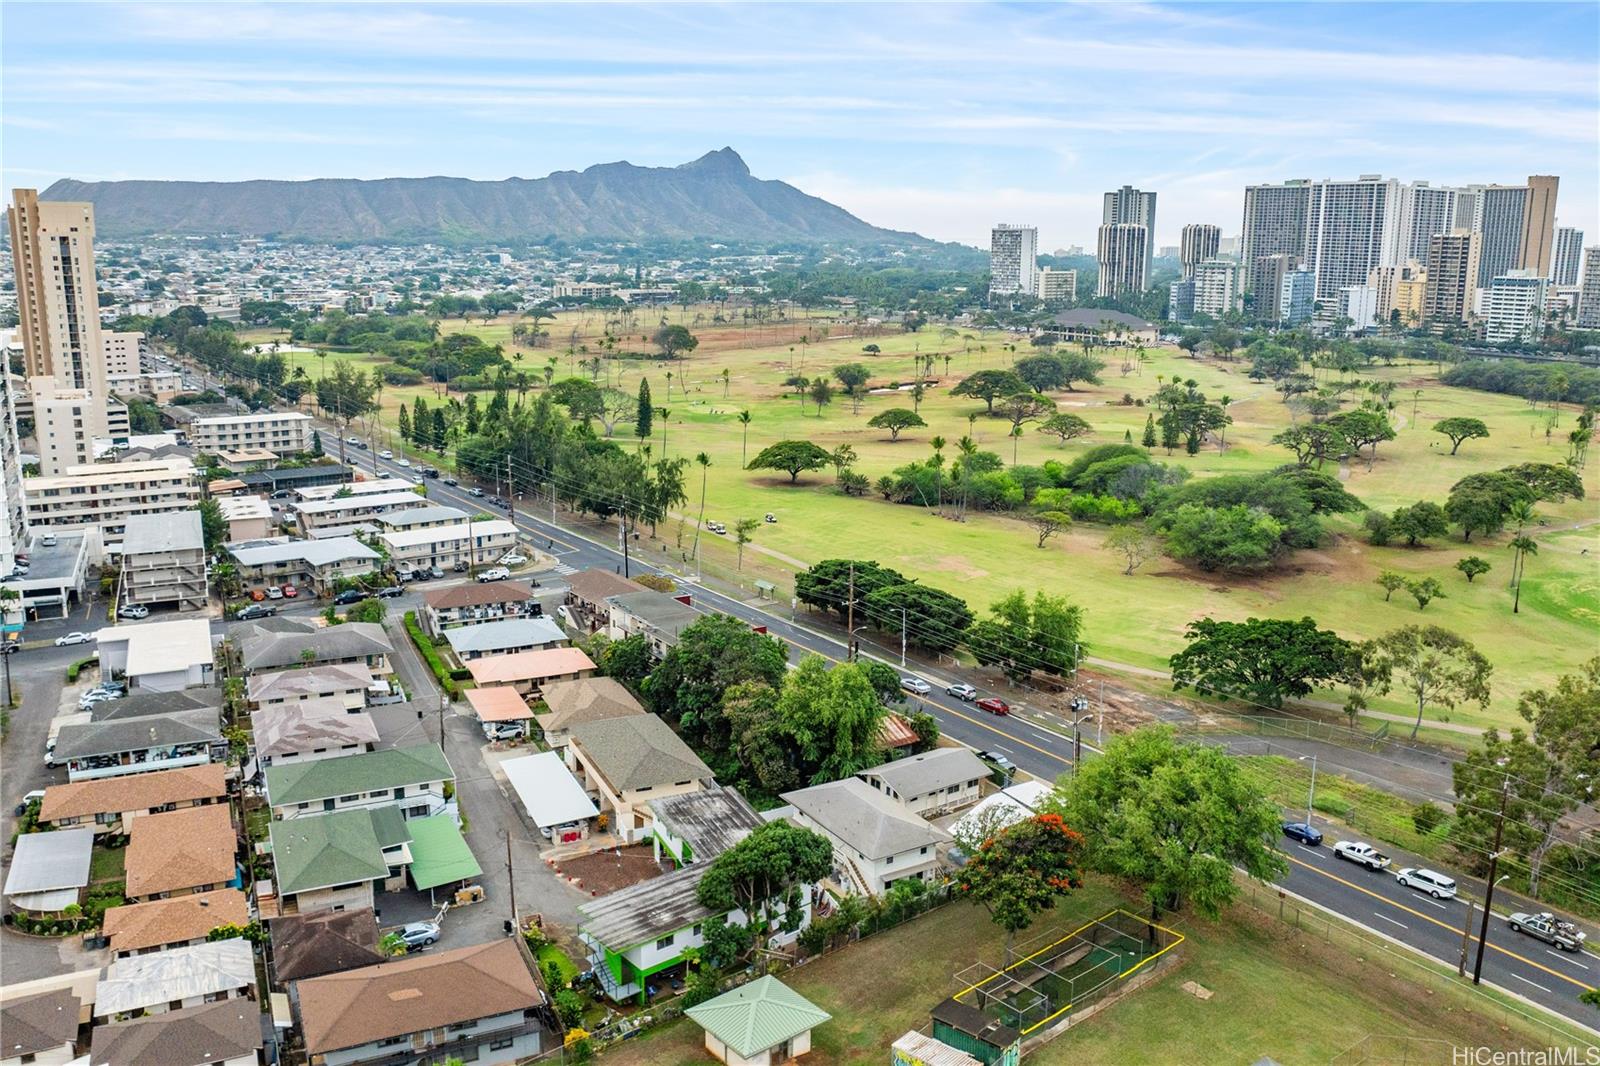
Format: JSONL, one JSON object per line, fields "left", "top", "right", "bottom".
{"left": 1519, "top": 175, "right": 1559, "bottom": 277}
{"left": 1579, "top": 248, "right": 1600, "bottom": 329}
{"left": 265, "top": 743, "right": 453, "bottom": 821}
{"left": 1424, "top": 230, "right": 1481, "bottom": 325}
{"left": 1104, "top": 185, "right": 1157, "bottom": 284}
{"left": 0, "top": 372, "right": 28, "bottom": 580}
{"left": 190, "top": 410, "right": 312, "bottom": 457}
{"left": 1368, "top": 261, "right": 1427, "bottom": 328}
{"left": 1480, "top": 271, "right": 1550, "bottom": 344}
{"left": 1278, "top": 269, "right": 1316, "bottom": 326}
{"left": 1337, "top": 284, "right": 1378, "bottom": 333}
{"left": 1471, "top": 183, "right": 1530, "bottom": 287}
{"left": 228, "top": 536, "right": 380, "bottom": 594}
{"left": 120, "top": 510, "right": 207, "bottom": 611}
{"left": 295, "top": 476, "right": 414, "bottom": 502}
{"left": 1191, "top": 258, "right": 1242, "bottom": 318}
{"left": 1179, "top": 223, "right": 1221, "bottom": 278}
{"left": 379, "top": 518, "right": 516, "bottom": 572}
{"left": 1303, "top": 176, "right": 1403, "bottom": 302}
{"left": 30, "top": 380, "right": 111, "bottom": 474}
{"left": 1096, "top": 223, "right": 1148, "bottom": 297}
{"left": 1396, "top": 182, "right": 1461, "bottom": 265}
{"left": 988, "top": 224, "right": 1038, "bottom": 299}
{"left": 100, "top": 331, "right": 145, "bottom": 377}
{"left": 23, "top": 458, "right": 199, "bottom": 557}
{"left": 1034, "top": 266, "right": 1075, "bottom": 303}
{"left": 1241, "top": 181, "right": 1311, "bottom": 301}
{"left": 1551, "top": 226, "right": 1583, "bottom": 286}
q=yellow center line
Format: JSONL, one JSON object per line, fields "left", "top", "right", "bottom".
{"left": 1285, "top": 854, "right": 1591, "bottom": 993}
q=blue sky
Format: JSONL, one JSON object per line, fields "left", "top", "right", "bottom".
{"left": 4, "top": 2, "right": 1596, "bottom": 249}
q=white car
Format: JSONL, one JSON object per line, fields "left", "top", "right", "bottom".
{"left": 397, "top": 458, "right": 411, "bottom": 467}
{"left": 397, "top": 921, "right": 440, "bottom": 950}
{"left": 378, "top": 450, "right": 394, "bottom": 460}
{"left": 119, "top": 604, "right": 150, "bottom": 620}
{"left": 55, "top": 632, "right": 92, "bottom": 647}
{"left": 498, "top": 553, "right": 527, "bottom": 566}
{"left": 264, "top": 586, "right": 284, "bottom": 600}
{"left": 1395, "top": 867, "right": 1457, "bottom": 900}
{"left": 900, "top": 676, "right": 931, "bottom": 696}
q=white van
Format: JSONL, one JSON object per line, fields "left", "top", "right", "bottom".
{"left": 1395, "top": 867, "right": 1457, "bottom": 900}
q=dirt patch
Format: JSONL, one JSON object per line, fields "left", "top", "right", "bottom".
{"left": 551, "top": 844, "right": 670, "bottom": 896}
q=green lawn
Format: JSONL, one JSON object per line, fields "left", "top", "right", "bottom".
{"left": 599, "top": 882, "right": 1560, "bottom": 1066}
{"left": 89, "top": 845, "right": 125, "bottom": 883}
{"left": 262, "top": 310, "right": 1598, "bottom": 730}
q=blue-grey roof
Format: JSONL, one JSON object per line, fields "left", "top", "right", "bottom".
{"left": 228, "top": 536, "right": 379, "bottom": 568}
{"left": 3, "top": 828, "right": 94, "bottom": 895}
{"left": 443, "top": 617, "right": 566, "bottom": 655}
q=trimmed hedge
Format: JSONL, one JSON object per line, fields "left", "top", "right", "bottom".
{"left": 404, "top": 611, "right": 460, "bottom": 699}
{"left": 66, "top": 657, "right": 97, "bottom": 682}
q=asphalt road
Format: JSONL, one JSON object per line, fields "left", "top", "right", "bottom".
{"left": 176, "top": 361, "right": 1600, "bottom": 1033}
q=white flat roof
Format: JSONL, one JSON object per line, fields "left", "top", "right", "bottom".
{"left": 228, "top": 537, "right": 379, "bottom": 568}
{"left": 380, "top": 520, "right": 516, "bottom": 549}
{"left": 218, "top": 496, "right": 273, "bottom": 520}
{"left": 295, "top": 491, "right": 425, "bottom": 516}
{"left": 296, "top": 478, "right": 415, "bottom": 501}
{"left": 96, "top": 618, "right": 218, "bottom": 677}
{"left": 195, "top": 411, "right": 310, "bottom": 426}
{"left": 3, "top": 828, "right": 93, "bottom": 895}
{"left": 502, "top": 751, "right": 599, "bottom": 829}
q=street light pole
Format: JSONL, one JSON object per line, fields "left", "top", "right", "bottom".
{"left": 1300, "top": 754, "right": 1318, "bottom": 827}
{"left": 1472, "top": 777, "right": 1511, "bottom": 985}
{"left": 900, "top": 606, "right": 907, "bottom": 668}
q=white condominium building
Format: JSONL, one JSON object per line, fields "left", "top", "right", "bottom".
{"left": 1480, "top": 271, "right": 1550, "bottom": 344}
{"left": 988, "top": 225, "right": 1038, "bottom": 298}
{"left": 1191, "top": 258, "right": 1242, "bottom": 318}
{"left": 190, "top": 411, "right": 312, "bottom": 457}
{"left": 1179, "top": 224, "right": 1221, "bottom": 279}
{"left": 1034, "top": 267, "right": 1076, "bottom": 303}
{"left": 1551, "top": 226, "right": 1583, "bottom": 286}
{"left": 1303, "top": 176, "right": 1403, "bottom": 302}
{"left": 1104, "top": 186, "right": 1158, "bottom": 286}
{"left": 1240, "top": 180, "right": 1311, "bottom": 300}
{"left": 24, "top": 458, "right": 199, "bottom": 556}
{"left": 1096, "top": 224, "right": 1149, "bottom": 298}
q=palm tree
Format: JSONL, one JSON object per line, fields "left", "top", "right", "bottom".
{"left": 657, "top": 407, "right": 670, "bottom": 457}
{"left": 721, "top": 368, "right": 731, "bottom": 398}
{"left": 1509, "top": 533, "right": 1538, "bottom": 613}
{"left": 737, "top": 410, "right": 752, "bottom": 466}
{"left": 1009, "top": 425, "right": 1023, "bottom": 464}
{"left": 691, "top": 452, "right": 711, "bottom": 565}
{"left": 956, "top": 436, "right": 978, "bottom": 519}
{"left": 929, "top": 435, "right": 946, "bottom": 512}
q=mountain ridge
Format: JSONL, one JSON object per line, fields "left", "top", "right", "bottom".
{"left": 40, "top": 148, "right": 930, "bottom": 246}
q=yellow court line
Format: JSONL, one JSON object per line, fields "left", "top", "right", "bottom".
{"left": 1285, "top": 854, "right": 1592, "bottom": 993}
{"left": 956, "top": 910, "right": 1120, "bottom": 999}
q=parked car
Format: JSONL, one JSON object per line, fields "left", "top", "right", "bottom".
{"left": 1331, "top": 841, "right": 1391, "bottom": 870}
{"left": 397, "top": 922, "right": 440, "bottom": 951}
{"left": 974, "top": 749, "right": 1017, "bottom": 778}
{"left": 1, "top": 640, "right": 21, "bottom": 655}
{"left": 270, "top": 489, "right": 295, "bottom": 500}
{"left": 13, "top": 790, "right": 45, "bottom": 818}
{"left": 499, "top": 552, "right": 527, "bottom": 566}
{"left": 427, "top": 566, "right": 446, "bottom": 580}
{"left": 976, "top": 696, "right": 1011, "bottom": 716}
{"left": 333, "top": 589, "right": 366, "bottom": 605}
{"left": 236, "top": 603, "right": 277, "bottom": 620}
{"left": 1507, "top": 912, "right": 1586, "bottom": 952}
{"left": 706, "top": 520, "right": 727, "bottom": 535}
{"left": 264, "top": 586, "right": 284, "bottom": 600}
{"left": 376, "top": 585, "right": 404, "bottom": 599}
{"left": 469, "top": 487, "right": 485, "bottom": 498}
{"left": 946, "top": 682, "right": 977, "bottom": 700}
{"left": 899, "top": 676, "right": 931, "bottom": 696}
{"left": 79, "top": 691, "right": 117, "bottom": 709}
{"left": 476, "top": 567, "right": 510, "bottom": 583}
{"left": 281, "top": 584, "right": 299, "bottom": 598}
{"left": 40, "top": 535, "right": 57, "bottom": 548}
{"left": 1394, "top": 867, "right": 1457, "bottom": 900}
{"left": 482, "top": 722, "right": 525, "bottom": 741}
{"left": 378, "top": 450, "right": 393, "bottom": 459}
{"left": 55, "top": 632, "right": 92, "bottom": 647}
{"left": 1281, "top": 821, "right": 1323, "bottom": 846}
{"left": 119, "top": 604, "right": 150, "bottom": 620}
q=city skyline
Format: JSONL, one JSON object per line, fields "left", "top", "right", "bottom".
{"left": 2, "top": 2, "right": 1595, "bottom": 248}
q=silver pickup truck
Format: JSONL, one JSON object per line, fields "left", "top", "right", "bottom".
{"left": 1508, "top": 912, "right": 1586, "bottom": 952}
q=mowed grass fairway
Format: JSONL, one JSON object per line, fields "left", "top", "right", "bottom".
{"left": 597, "top": 886, "right": 1556, "bottom": 1066}
{"left": 253, "top": 311, "right": 1598, "bottom": 730}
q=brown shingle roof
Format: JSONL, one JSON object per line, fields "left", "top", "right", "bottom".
{"left": 39, "top": 763, "right": 228, "bottom": 824}
{"left": 296, "top": 938, "right": 542, "bottom": 1054}
{"left": 0, "top": 988, "right": 80, "bottom": 1058}
{"left": 563, "top": 568, "right": 644, "bottom": 605}
{"left": 271, "top": 907, "right": 384, "bottom": 983}
{"left": 125, "top": 804, "right": 237, "bottom": 899}
{"left": 423, "top": 579, "right": 537, "bottom": 610}
{"left": 89, "top": 998, "right": 262, "bottom": 1066}
{"left": 102, "top": 890, "right": 249, "bottom": 955}
{"left": 536, "top": 676, "right": 645, "bottom": 733}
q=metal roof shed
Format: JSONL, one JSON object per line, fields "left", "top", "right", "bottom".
{"left": 501, "top": 751, "right": 599, "bottom": 829}
{"left": 685, "top": 975, "right": 831, "bottom": 1063}
{"left": 2, "top": 829, "right": 93, "bottom": 912}
{"left": 405, "top": 814, "right": 482, "bottom": 892}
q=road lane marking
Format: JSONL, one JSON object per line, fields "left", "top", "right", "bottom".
{"left": 1374, "top": 912, "right": 1408, "bottom": 930}
{"left": 1298, "top": 845, "right": 1322, "bottom": 856}
{"left": 1512, "top": 974, "right": 1554, "bottom": 994}
{"left": 1283, "top": 855, "right": 1592, "bottom": 993}
{"left": 1414, "top": 895, "right": 1449, "bottom": 910}
{"left": 1549, "top": 951, "right": 1588, "bottom": 970}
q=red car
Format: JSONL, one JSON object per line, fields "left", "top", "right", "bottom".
{"left": 281, "top": 584, "right": 299, "bottom": 598}
{"left": 976, "top": 696, "right": 1010, "bottom": 716}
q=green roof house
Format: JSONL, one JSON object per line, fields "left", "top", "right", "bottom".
{"left": 269, "top": 807, "right": 413, "bottom": 915}
{"left": 265, "top": 743, "right": 453, "bottom": 822}
{"left": 685, "top": 976, "right": 831, "bottom": 1065}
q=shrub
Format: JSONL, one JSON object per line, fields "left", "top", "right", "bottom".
{"left": 66, "top": 657, "right": 97, "bottom": 682}
{"left": 403, "top": 611, "right": 459, "bottom": 698}
{"left": 551, "top": 989, "right": 584, "bottom": 1028}
{"left": 681, "top": 968, "right": 722, "bottom": 1008}
{"left": 1312, "top": 791, "right": 1353, "bottom": 818}
{"left": 1411, "top": 801, "right": 1447, "bottom": 835}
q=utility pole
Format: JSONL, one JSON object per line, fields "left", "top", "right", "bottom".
{"left": 506, "top": 829, "right": 517, "bottom": 933}
{"left": 1069, "top": 697, "right": 1088, "bottom": 770}
{"left": 438, "top": 692, "right": 447, "bottom": 745}
{"left": 846, "top": 563, "right": 856, "bottom": 662}
{"left": 618, "top": 512, "right": 631, "bottom": 579}
{"left": 505, "top": 453, "right": 515, "bottom": 525}
{"left": 900, "top": 606, "right": 907, "bottom": 668}
{"left": 1472, "top": 776, "right": 1511, "bottom": 985}
{"left": 1458, "top": 896, "right": 1476, "bottom": 977}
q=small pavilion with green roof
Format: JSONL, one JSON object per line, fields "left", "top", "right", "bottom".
{"left": 684, "top": 975, "right": 831, "bottom": 1065}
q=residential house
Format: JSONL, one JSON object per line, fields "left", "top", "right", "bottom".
{"left": 420, "top": 579, "right": 539, "bottom": 637}
{"left": 227, "top": 537, "right": 380, "bottom": 595}
{"left": 215, "top": 496, "right": 275, "bottom": 542}
{"left": 294, "top": 477, "right": 413, "bottom": 502}
{"left": 93, "top": 938, "right": 255, "bottom": 1020}
{"left": 119, "top": 510, "right": 207, "bottom": 612}
{"left": 566, "top": 714, "right": 713, "bottom": 842}
{"left": 379, "top": 519, "right": 517, "bottom": 573}
{"left": 2, "top": 829, "right": 92, "bottom": 914}
{"left": 294, "top": 939, "right": 547, "bottom": 1066}
{"left": 124, "top": 803, "right": 238, "bottom": 902}
{"left": 270, "top": 907, "right": 385, "bottom": 985}
{"left": 37, "top": 762, "right": 228, "bottom": 834}
{"left": 686, "top": 976, "right": 831, "bottom": 1066}
{"left": 96, "top": 617, "right": 218, "bottom": 691}
{"left": 264, "top": 743, "right": 453, "bottom": 822}
{"left": 444, "top": 616, "right": 566, "bottom": 662}
{"left": 422, "top": 576, "right": 540, "bottom": 633}
{"left": 578, "top": 862, "right": 812, "bottom": 1004}
{"left": 648, "top": 784, "right": 765, "bottom": 868}
{"left": 53, "top": 707, "right": 224, "bottom": 782}
{"left": 501, "top": 752, "right": 599, "bottom": 844}
{"left": 0, "top": 988, "right": 80, "bottom": 1066}
{"left": 403, "top": 814, "right": 481, "bottom": 899}
{"left": 293, "top": 491, "right": 428, "bottom": 535}
{"left": 267, "top": 808, "right": 413, "bottom": 916}
{"left": 101, "top": 890, "right": 250, "bottom": 958}
{"left": 782, "top": 777, "right": 951, "bottom": 896}
{"left": 237, "top": 618, "right": 392, "bottom": 676}
{"left": 533, "top": 676, "right": 645, "bottom": 750}
{"left": 88, "top": 999, "right": 263, "bottom": 1066}
{"left": 563, "top": 569, "right": 645, "bottom": 633}
{"left": 856, "top": 747, "right": 989, "bottom": 817}
{"left": 604, "top": 589, "right": 699, "bottom": 658}
{"left": 253, "top": 697, "right": 379, "bottom": 766}
{"left": 246, "top": 662, "right": 375, "bottom": 712}
{"left": 464, "top": 686, "right": 535, "bottom": 739}
{"left": 465, "top": 647, "right": 595, "bottom": 700}
{"left": 949, "top": 780, "right": 1054, "bottom": 845}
